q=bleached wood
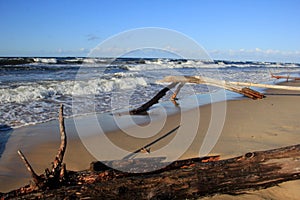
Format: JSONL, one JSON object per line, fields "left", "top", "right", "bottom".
{"left": 171, "top": 82, "right": 185, "bottom": 100}
{"left": 228, "top": 80, "right": 300, "bottom": 91}
{"left": 271, "top": 72, "right": 300, "bottom": 81}
{"left": 159, "top": 75, "right": 300, "bottom": 91}
{"left": 16, "top": 104, "right": 68, "bottom": 190}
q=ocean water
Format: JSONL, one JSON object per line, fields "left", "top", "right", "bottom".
{"left": 0, "top": 57, "right": 299, "bottom": 129}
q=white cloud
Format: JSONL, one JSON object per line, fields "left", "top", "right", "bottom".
{"left": 255, "top": 48, "right": 262, "bottom": 52}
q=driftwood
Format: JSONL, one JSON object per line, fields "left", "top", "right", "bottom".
{"left": 3, "top": 144, "right": 300, "bottom": 199}
{"left": 16, "top": 104, "right": 68, "bottom": 192}
{"left": 159, "top": 75, "right": 300, "bottom": 100}
{"left": 85, "top": 144, "right": 300, "bottom": 199}
{"left": 129, "top": 82, "right": 180, "bottom": 114}
{"left": 2, "top": 105, "right": 300, "bottom": 199}
{"left": 271, "top": 72, "right": 300, "bottom": 81}
{"left": 17, "top": 150, "right": 41, "bottom": 186}
{"left": 129, "top": 75, "right": 300, "bottom": 114}
{"left": 122, "top": 125, "right": 180, "bottom": 160}
{"left": 158, "top": 75, "right": 266, "bottom": 99}
{"left": 170, "top": 82, "right": 185, "bottom": 101}
{"left": 129, "top": 75, "right": 267, "bottom": 116}
{"left": 227, "top": 80, "right": 300, "bottom": 91}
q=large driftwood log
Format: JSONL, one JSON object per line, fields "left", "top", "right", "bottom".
{"left": 159, "top": 75, "right": 266, "bottom": 99}
{"left": 161, "top": 75, "right": 300, "bottom": 91}
{"left": 130, "top": 74, "right": 270, "bottom": 115}
{"left": 4, "top": 144, "right": 300, "bottom": 199}
{"left": 129, "top": 74, "right": 267, "bottom": 116}
{"left": 158, "top": 75, "right": 300, "bottom": 99}
{"left": 74, "top": 144, "right": 300, "bottom": 199}
{"left": 2, "top": 104, "right": 300, "bottom": 199}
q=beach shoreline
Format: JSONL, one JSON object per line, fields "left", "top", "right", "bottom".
{"left": 1, "top": 81, "right": 300, "bottom": 199}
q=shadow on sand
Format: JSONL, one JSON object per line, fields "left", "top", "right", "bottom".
{"left": 0, "top": 124, "right": 13, "bottom": 158}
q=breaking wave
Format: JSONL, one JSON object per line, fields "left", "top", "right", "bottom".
{"left": 0, "top": 77, "right": 147, "bottom": 104}
{"left": 1, "top": 57, "right": 300, "bottom": 128}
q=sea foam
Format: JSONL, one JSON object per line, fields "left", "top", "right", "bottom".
{"left": 1, "top": 57, "right": 299, "bottom": 129}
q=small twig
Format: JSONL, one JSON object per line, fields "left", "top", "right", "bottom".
{"left": 123, "top": 125, "right": 180, "bottom": 160}
{"left": 170, "top": 82, "right": 185, "bottom": 101}
{"left": 17, "top": 150, "right": 40, "bottom": 185}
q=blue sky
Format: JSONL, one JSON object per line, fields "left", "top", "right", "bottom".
{"left": 0, "top": 0, "right": 299, "bottom": 62}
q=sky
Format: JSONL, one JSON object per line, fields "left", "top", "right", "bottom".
{"left": 0, "top": 0, "right": 299, "bottom": 62}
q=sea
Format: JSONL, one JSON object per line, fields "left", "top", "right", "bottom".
{"left": 1, "top": 57, "right": 300, "bottom": 130}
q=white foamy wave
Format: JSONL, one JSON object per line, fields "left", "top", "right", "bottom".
{"left": 0, "top": 77, "right": 147, "bottom": 103}
{"left": 124, "top": 63, "right": 197, "bottom": 71}
{"left": 122, "top": 60, "right": 234, "bottom": 71}
{"left": 33, "top": 58, "right": 57, "bottom": 64}
{"left": 64, "top": 58, "right": 83, "bottom": 63}
{"left": 132, "top": 60, "right": 297, "bottom": 69}
{"left": 113, "top": 72, "right": 138, "bottom": 78}
{"left": 0, "top": 84, "right": 58, "bottom": 103}
{"left": 2, "top": 57, "right": 299, "bottom": 129}
{"left": 71, "top": 77, "right": 147, "bottom": 95}
{"left": 83, "top": 58, "right": 97, "bottom": 64}
{"left": 264, "top": 63, "right": 299, "bottom": 68}
{"left": 144, "top": 58, "right": 169, "bottom": 65}
{"left": 83, "top": 58, "right": 111, "bottom": 64}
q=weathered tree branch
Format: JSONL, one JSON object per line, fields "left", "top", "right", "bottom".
{"left": 84, "top": 144, "right": 300, "bottom": 199}
{"left": 159, "top": 75, "right": 266, "bottom": 99}
{"left": 157, "top": 75, "right": 300, "bottom": 99}
{"left": 122, "top": 125, "right": 180, "bottom": 160}
{"left": 16, "top": 104, "right": 68, "bottom": 191}
{"left": 271, "top": 72, "right": 300, "bottom": 81}
{"left": 17, "top": 150, "right": 40, "bottom": 186}
{"left": 160, "top": 75, "right": 300, "bottom": 92}
{"left": 6, "top": 144, "right": 300, "bottom": 199}
{"left": 170, "top": 82, "right": 185, "bottom": 101}
{"left": 52, "top": 104, "right": 67, "bottom": 173}
{"left": 129, "top": 82, "right": 179, "bottom": 114}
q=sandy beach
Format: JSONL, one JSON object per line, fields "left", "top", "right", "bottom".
{"left": 1, "top": 81, "right": 300, "bottom": 199}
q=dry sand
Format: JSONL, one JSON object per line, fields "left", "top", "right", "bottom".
{"left": 0, "top": 81, "right": 300, "bottom": 199}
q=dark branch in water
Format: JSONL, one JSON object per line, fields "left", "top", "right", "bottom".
{"left": 129, "top": 82, "right": 179, "bottom": 114}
